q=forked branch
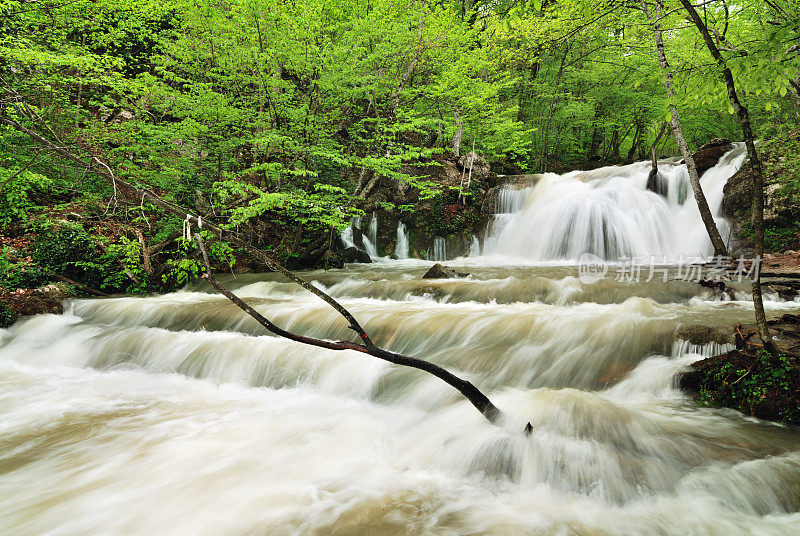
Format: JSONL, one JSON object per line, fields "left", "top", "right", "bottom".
{"left": 194, "top": 234, "right": 506, "bottom": 425}
{"left": 0, "top": 109, "right": 512, "bottom": 428}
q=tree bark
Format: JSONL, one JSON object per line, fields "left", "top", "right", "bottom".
{"left": 677, "top": 0, "right": 772, "bottom": 349}
{"left": 640, "top": 0, "right": 728, "bottom": 258}
{"left": 452, "top": 110, "right": 463, "bottom": 156}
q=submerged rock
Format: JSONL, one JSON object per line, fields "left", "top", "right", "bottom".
{"left": 422, "top": 263, "right": 469, "bottom": 279}
{"left": 675, "top": 325, "right": 732, "bottom": 346}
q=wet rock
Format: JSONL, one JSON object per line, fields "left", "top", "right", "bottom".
{"left": 342, "top": 247, "right": 372, "bottom": 264}
{"left": 675, "top": 325, "right": 732, "bottom": 345}
{"left": 691, "top": 138, "right": 734, "bottom": 176}
{"left": 721, "top": 160, "right": 755, "bottom": 219}
{"left": 2, "top": 283, "right": 74, "bottom": 318}
{"left": 679, "top": 314, "right": 800, "bottom": 425}
{"left": 422, "top": 263, "right": 469, "bottom": 279}
{"left": 320, "top": 250, "right": 344, "bottom": 269}
{"left": 766, "top": 284, "right": 799, "bottom": 300}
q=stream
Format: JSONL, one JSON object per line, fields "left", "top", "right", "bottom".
{"left": 1, "top": 145, "right": 800, "bottom": 535}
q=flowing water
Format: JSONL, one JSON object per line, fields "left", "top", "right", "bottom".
{"left": 482, "top": 146, "right": 744, "bottom": 260}
{"left": 1, "top": 263, "right": 799, "bottom": 535}
{"left": 2, "top": 148, "right": 800, "bottom": 535}
{"left": 395, "top": 222, "right": 410, "bottom": 259}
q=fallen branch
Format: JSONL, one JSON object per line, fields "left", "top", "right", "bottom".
{"left": 195, "top": 233, "right": 509, "bottom": 426}
{"left": 0, "top": 114, "right": 374, "bottom": 349}
{"left": 0, "top": 110, "right": 517, "bottom": 429}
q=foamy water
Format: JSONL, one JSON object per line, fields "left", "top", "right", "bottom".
{"left": 1, "top": 261, "right": 799, "bottom": 535}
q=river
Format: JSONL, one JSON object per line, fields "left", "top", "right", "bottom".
{"left": 1, "top": 146, "right": 800, "bottom": 535}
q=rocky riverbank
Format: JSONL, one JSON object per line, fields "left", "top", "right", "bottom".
{"left": 679, "top": 314, "right": 800, "bottom": 426}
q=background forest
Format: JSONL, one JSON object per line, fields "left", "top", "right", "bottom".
{"left": 1, "top": 0, "right": 799, "bottom": 309}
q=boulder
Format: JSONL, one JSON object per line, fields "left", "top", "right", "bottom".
{"left": 457, "top": 152, "right": 491, "bottom": 183}
{"left": 691, "top": 138, "right": 734, "bottom": 176}
{"left": 764, "top": 183, "right": 795, "bottom": 222}
{"left": 319, "top": 250, "right": 344, "bottom": 269}
{"left": 721, "top": 161, "right": 755, "bottom": 220}
{"left": 422, "top": 263, "right": 469, "bottom": 279}
{"left": 342, "top": 247, "right": 372, "bottom": 264}
{"left": 2, "top": 283, "right": 73, "bottom": 318}
{"left": 674, "top": 324, "right": 732, "bottom": 346}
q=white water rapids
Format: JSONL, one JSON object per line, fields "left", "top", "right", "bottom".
{"left": 2, "top": 148, "right": 800, "bottom": 535}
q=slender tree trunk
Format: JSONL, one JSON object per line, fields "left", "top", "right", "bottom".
{"left": 538, "top": 43, "right": 570, "bottom": 172}
{"left": 640, "top": 0, "right": 728, "bottom": 258}
{"left": 677, "top": 0, "right": 772, "bottom": 349}
{"left": 75, "top": 34, "right": 86, "bottom": 129}
{"left": 452, "top": 109, "right": 463, "bottom": 156}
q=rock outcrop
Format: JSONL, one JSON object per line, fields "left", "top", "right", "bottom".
{"left": 690, "top": 138, "right": 734, "bottom": 176}
{"left": 421, "top": 263, "right": 469, "bottom": 279}
{"left": 342, "top": 247, "right": 372, "bottom": 264}
{"left": 0, "top": 283, "right": 75, "bottom": 326}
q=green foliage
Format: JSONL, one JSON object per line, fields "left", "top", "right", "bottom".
{"left": 697, "top": 350, "right": 800, "bottom": 425}
{"left": 0, "top": 303, "right": 18, "bottom": 328}
{"left": 31, "top": 224, "right": 103, "bottom": 287}
{"left": 0, "top": 168, "right": 52, "bottom": 227}
{"left": 163, "top": 257, "right": 202, "bottom": 286}
{"left": 1, "top": 0, "right": 799, "bottom": 282}
{"left": 100, "top": 236, "right": 149, "bottom": 294}
{"left": 764, "top": 220, "right": 800, "bottom": 252}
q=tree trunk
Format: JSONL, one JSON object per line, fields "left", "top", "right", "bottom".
{"left": 452, "top": 110, "right": 463, "bottom": 156}
{"left": 640, "top": 0, "right": 728, "bottom": 258}
{"left": 677, "top": 0, "right": 772, "bottom": 349}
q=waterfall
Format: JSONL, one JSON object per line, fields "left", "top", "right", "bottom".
{"left": 468, "top": 235, "right": 480, "bottom": 257}
{"left": 395, "top": 221, "right": 409, "bottom": 259}
{"left": 482, "top": 145, "right": 746, "bottom": 261}
{"left": 340, "top": 216, "right": 380, "bottom": 261}
{"left": 368, "top": 212, "right": 378, "bottom": 247}
{"left": 361, "top": 235, "right": 379, "bottom": 259}
{"left": 427, "top": 236, "right": 446, "bottom": 261}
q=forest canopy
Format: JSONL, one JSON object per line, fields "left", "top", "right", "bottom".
{"left": 1, "top": 0, "right": 798, "bottom": 294}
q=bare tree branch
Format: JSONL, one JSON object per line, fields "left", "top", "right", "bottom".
{"left": 194, "top": 232, "right": 507, "bottom": 425}
{"left": 0, "top": 107, "right": 514, "bottom": 428}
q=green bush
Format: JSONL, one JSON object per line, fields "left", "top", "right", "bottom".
{"left": 0, "top": 303, "right": 18, "bottom": 328}
{"left": 31, "top": 224, "right": 102, "bottom": 287}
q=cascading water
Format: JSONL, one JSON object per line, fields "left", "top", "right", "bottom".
{"left": 340, "top": 217, "right": 380, "bottom": 261}
{"left": 482, "top": 145, "right": 746, "bottom": 260}
{"left": 2, "top": 146, "right": 799, "bottom": 535}
{"left": 368, "top": 212, "right": 378, "bottom": 247}
{"left": 469, "top": 234, "right": 480, "bottom": 257}
{"left": 427, "top": 236, "right": 447, "bottom": 261}
{"left": 1, "top": 264, "right": 798, "bottom": 535}
{"left": 394, "top": 221, "right": 409, "bottom": 259}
